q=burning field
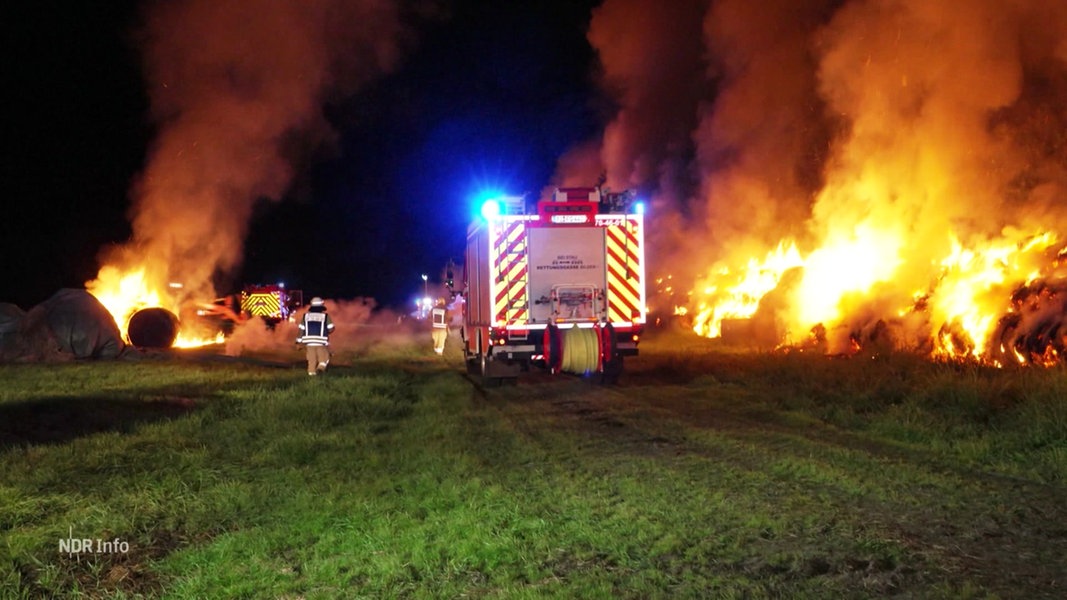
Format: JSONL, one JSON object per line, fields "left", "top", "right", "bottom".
{"left": 6, "top": 2, "right": 1066, "bottom": 595}
{"left": 554, "top": 0, "right": 1067, "bottom": 366}
{"left": 60, "top": 0, "right": 1067, "bottom": 369}
{"left": 678, "top": 231, "right": 1067, "bottom": 366}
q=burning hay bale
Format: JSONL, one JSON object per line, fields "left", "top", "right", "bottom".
{"left": 992, "top": 282, "right": 1067, "bottom": 365}
{"left": 127, "top": 307, "right": 180, "bottom": 349}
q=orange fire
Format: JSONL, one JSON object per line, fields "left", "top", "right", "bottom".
{"left": 684, "top": 229, "right": 1067, "bottom": 366}
{"left": 680, "top": 241, "right": 803, "bottom": 338}
{"left": 572, "top": 0, "right": 1067, "bottom": 368}
{"left": 87, "top": 265, "right": 224, "bottom": 348}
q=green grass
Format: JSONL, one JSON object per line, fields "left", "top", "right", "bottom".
{"left": 2, "top": 331, "right": 1066, "bottom": 598}
{"left": 636, "top": 335, "right": 1067, "bottom": 483}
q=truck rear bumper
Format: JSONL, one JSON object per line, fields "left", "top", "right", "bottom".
{"left": 494, "top": 345, "right": 536, "bottom": 362}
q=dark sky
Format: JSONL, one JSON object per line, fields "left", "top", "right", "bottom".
{"left": 2, "top": 1, "right": 605, "bottom": 310}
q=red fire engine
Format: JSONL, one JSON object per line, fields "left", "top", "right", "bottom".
{"left": 239, "top": 284, "right": 302, "bottom": 327}
{"left": 458, "top": 186, "right": 647, "bottom": 383}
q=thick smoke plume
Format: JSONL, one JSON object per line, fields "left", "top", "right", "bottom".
{"left": 91, "top": 0, "right": 408, "bottom": 305}
{"left": 554, "top": 0, "right": 710, "bottom": 286}
{"left": 564, "top": 0, "right": 1067, "bottom": 358}
{"left": 223, "top": 298, "right": 423, "bottom": 358}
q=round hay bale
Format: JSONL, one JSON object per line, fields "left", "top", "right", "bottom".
{"left": 128, "top": 308, "right": 180, "bottom": 348}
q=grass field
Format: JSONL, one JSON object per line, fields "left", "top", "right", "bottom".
{"left": 2, "top": 327, "right": 1065, "bottom": 598}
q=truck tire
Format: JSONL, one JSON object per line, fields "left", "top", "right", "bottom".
{"left": 479, "top": 334, "right": 489, "bottom": 377}
{"left": 544, "top": 324, "right": 562, "bottom": 374}
{"left": 601, "top": 355, "right": 624, "bottom": 385}
{"left": 465, "top": 329, "right": 480, "bottom": 375}
{"left": 598, "top": 323, "right": 617, "bottom": 368}
{"left": 478, "top": 332, "right": 503, "bottom": 387}
{"left": 599, "top": 324, "right": 622, "bottom": 385}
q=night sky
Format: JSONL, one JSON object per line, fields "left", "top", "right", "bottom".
{"left": 3, "top": 1, "right": 605, "bottom": 310}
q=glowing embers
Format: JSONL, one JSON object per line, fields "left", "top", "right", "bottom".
{"left": 990, "top": 281, "right": 1067, "bottom": 366}
{"left": 930, "top": 232, "right": 1063, "bottom": 363}
{"left": 682, "top": 229, "right": 1067, "bottom": 366}
{"left": 689, "top": 240, "right": 803, "bottom": 338}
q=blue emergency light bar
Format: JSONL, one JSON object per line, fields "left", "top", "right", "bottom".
{"left": 480, "top": 199, "right": 501, "bottom": 219}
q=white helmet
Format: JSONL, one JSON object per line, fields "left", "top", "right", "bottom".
{"left": 310, "top": 297, "right": 325, "bottom": 306}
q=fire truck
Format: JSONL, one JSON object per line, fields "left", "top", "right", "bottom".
{"left": 458, "top": 186, "right": 647, "bottom": 383}
{"left": 239, "top": 284, "right": 302, "bottom": 327}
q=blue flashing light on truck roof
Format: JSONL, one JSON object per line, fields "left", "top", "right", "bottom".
{"left": 480, "top": 199, "right": 501, "bottom": 220}
{"left": 477, "top": 194, "right": 527, "bottom": 220}
{"left": 473, "top": 188, "right": 505, "bottom": 220}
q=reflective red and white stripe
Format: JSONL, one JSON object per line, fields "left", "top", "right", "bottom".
{"left": 605, "top": 217, "right": 646, "bottom": 325}
{"left": 490, "top": 219, "right": 529, "bottom": 326}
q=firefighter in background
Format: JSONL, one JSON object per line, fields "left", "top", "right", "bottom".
{"left": 431, "top": 298, "right": 449, "bottom": 355}
{"left": 297, "top": 297, "right": 335, "bottom": 375}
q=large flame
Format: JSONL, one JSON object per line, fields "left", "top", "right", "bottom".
{"left": 557, "top": 0, "right": 1067, "bottom": 367}
{"left": 83, "top": 0, "right": 406, "bottom": 350}
{"left": 685, "top": 229, "right": 1067, "bottom": 365}
{"left": 682, "top": 241, "right": 803, "bottom": 338}
{"left": 87, "top": 266, "right": 223, "bottom": 348}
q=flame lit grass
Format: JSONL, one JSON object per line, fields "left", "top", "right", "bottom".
{"left": 635, "top": 327, "right": 1067, "bottom": 484}
{"left": 2, "top": 336, "right": 1066, "bottom": 597}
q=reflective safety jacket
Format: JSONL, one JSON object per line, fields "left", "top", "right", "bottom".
{"left": 299, "top": 309, "right": 335, "bottom": 346}
{"left": 431, "top": 307, "right": 448, "bottom": 329}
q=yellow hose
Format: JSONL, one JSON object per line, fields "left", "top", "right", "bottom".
{"left": 560, "top": 327, "right": 599, "bottom": 374}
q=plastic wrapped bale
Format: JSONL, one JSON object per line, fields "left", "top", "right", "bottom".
{"left": 128, "top": 307, "right": 180, "bottom": 348}
{"left": 0, "top": 303, "right": 26, "bottom": 361}
{"left": 38, "top": 289, "right": 125, "bottom": 359}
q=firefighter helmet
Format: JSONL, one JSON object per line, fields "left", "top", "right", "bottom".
{"left": 436, "top": 297, "right": 446, "bottom": 306}
{"left": 311, "top": 297, "right": 325, "bottom": 307}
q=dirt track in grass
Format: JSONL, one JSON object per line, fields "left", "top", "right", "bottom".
{"left": 470, "top": 329, "right": 1067, "bottom": 598}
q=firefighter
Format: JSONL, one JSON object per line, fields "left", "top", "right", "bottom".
{"left": 297, "top": 297, "right": 335, "bottom": 375}
{"left": 431, "top": 297, "right": 448, "bottom": 355}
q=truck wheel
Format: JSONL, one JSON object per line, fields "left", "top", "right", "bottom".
{"left": 598, "top": 323, "right": 617, "bottom": 369}
{"left": 465, "top": 330, "right": 480, "bottom": 375}
{"left": 544, "top": 324, "right": 562, "bottom": 374}
{"left": 478, "top": 334, "right": 502, "bottom": 387}
{"left": 479, "top": 336, "right": 489, "bottom": 377}
{"left": 601, "top": 356, "right": 624, "bottom": 385}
